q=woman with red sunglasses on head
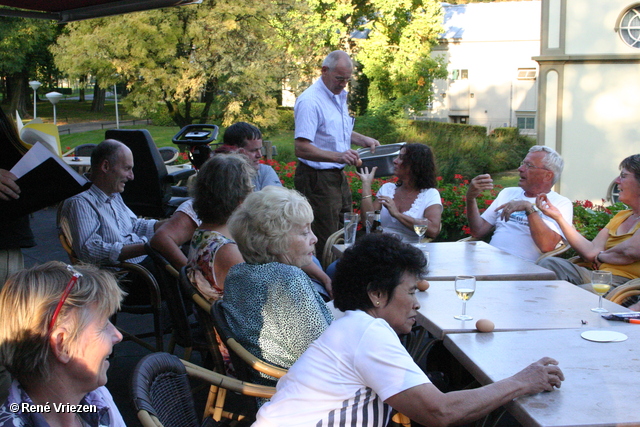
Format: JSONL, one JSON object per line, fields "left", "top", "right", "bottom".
{"left": 0, "top": 261, "right": 125, "bottom": 427}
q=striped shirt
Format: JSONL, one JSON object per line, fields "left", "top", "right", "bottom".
{"left": 60, "top": 185, "right": 156, "bottom": 265}
{"left": 294, "top": 78, "right": 354, "bottom": 170}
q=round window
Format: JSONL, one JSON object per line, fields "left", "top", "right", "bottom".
{"left": 619, "top": 6, "right": 640, "bottom": 48}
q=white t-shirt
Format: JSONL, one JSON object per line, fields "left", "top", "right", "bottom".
{"left": 253, "top": 310, "right": 430, "bottom": 427}
{"left": 481, "top": 187, "right": 573, "bottom": 261}
{"left": 377, "top": 183, "right": 442, "bottom": 242}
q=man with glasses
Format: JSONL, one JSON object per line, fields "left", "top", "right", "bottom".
{"left": 294, "top": 50, "right": 380, "bottom": 255}
{"left": 465, "top": 145, "right": 572, "bottom": 261}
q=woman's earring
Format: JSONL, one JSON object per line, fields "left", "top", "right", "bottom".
{"left": 376, "top": 301, "right": 380, "bottom": 306}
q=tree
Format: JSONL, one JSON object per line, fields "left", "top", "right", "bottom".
{"left": 52, "top": 0, "right": 308, "bottom": 128}
{"left": 0, "top": 17, "right": 59, "bottom": 117}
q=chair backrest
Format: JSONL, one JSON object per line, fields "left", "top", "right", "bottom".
{"left": 105, "top": 129, "right": 172, "bottom": 218}
{"left": 158, "top": 146, "right": 179, "bottom": 165}
{"left": 321, "top": 227, "right": 344, "bottom": 270}
{"left": 56, "top": 203, "right": 80, "bottom": 264}
{"left": 74, "top": 143, "right": 97, "bottom": 157}
{"left": 132, "top": 352, "right": 203, "bottom": 427}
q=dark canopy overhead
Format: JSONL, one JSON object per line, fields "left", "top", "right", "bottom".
{"left": 0, "top": 0, "right": 201, "bottom": 23}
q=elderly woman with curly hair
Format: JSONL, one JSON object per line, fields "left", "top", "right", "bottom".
{"left": 0, "top": 261, "right": 125, "bottom": 427}
{"left": 254, "top": 233, "right": 564, "bottom": 426}
{"left": 358, "top": 143, "right": 442, "bottom": 241}
{"left": 186, "top": 153, "right": 255, "bottom": 302}
{"left": 222, "top": 186, "right": 333, "bottom": 386}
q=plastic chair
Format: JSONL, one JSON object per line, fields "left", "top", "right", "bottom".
{"left": 132, "top": 352, "right": 275, "bottom": 427}
{"left": 74, "top": 143, "right": 97, "bottom": 157}
{"left": 57, "top": 204, "right": 165, "bottom": 352}
{"left": 105, "top": 129, "right": 194, "bottom": 218}
{"left": 158, "top": 146, "right": 180, "bottom": 165}
{"left": 145, "top": 243, "right": 210, "bottom": 361}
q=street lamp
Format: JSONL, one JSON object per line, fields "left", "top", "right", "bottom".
{"left": 45, "top": 91, "right": 63, "bottom": 125}
{"left": 29, "top": 80, "right": 41, "bottom": 119}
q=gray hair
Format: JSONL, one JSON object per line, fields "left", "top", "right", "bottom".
{"left": 529, "top": 145, "right": 564, "bottom": 185}
{"left": 91, "top": 139, "right": 125, "bottom": 170}
{"left": 228, "top": 186, "right": 314, "bottom": 264}
{"left": 322, "top": 50, "right": 353, "bottom": 71}
{"left": 192, "top": 153, "right": 255, "bottom": 224}
{"left": 0, "top": 261, "right": 124, "bottom": 384}
{"left": 620, "top": 154, "right": 640, "bottom": 186}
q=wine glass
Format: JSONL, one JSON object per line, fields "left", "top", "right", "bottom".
{"left": 454, "top": 275, "right": 476, "bottom": 320}
{"left": 590, "top": 270, "right": 612, "bottom": 313}
{"left": 413, "top": 218, "right": 430, "bottom": 245}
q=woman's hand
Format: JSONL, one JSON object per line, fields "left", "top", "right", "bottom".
{"left": 377, "top": 195, "right": 400, "bottom": 218}
{"left": 536, "top": 194, "right": 562, "bottom": 220}
{"left": 356, "top": 166, "right": 377, "bottom": 188}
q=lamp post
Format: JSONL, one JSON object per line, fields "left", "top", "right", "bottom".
{"left": 29, "top": 81, "right": 41, "bottom": 119}
{"left": 45, "top": 91, "right": 63, "bottom": 125}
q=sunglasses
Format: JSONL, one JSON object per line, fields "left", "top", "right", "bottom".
{"left": 48, "top": 265, "right": 83, "bottom": 333}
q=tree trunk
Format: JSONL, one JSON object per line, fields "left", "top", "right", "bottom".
{"left": 5, "top": 74, "right": 29, "bottom": 118}
{"left": 79, "top": 88, "right": 85, "bottom": 103}
{"left": 91, "top": 80, "right": 106, "bottom": 112}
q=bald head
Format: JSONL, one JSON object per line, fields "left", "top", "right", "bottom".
{"left": 321, "top": 51, "right": 354, "bottom": 95}
{"left": 90, "top": 139, "right": 134, "bottom": 194}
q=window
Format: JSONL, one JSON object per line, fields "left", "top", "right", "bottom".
{"left": 517, "top": 68, "right": 537, "bottom": 80}
{"left": 450, "top": 69, "right": 468, "bottom": 80}
{"left": 517, "top": 117, "right": 535, "bottom": 130}
{"left": 618, "top": 6, "right": 640, "bottom": 48}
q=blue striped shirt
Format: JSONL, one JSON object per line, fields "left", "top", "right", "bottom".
{"left": 60, "top": 185, "right": 156, "bottom": 265}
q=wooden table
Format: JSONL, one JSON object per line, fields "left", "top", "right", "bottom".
{"left": 333, "top": 241, "right": 556, "bottom": 281}
{"left": 444, "top": 327, "right": 640, "bottom": 427}
{"left": 416, "top": 280, "right": 633, "bottom": 339}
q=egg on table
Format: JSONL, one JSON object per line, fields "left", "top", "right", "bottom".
{"left": 417, "top": 279, "right": 430, "bottom": 291}
{"left": 475, "top": 318, "right": 495, "bottom": 333}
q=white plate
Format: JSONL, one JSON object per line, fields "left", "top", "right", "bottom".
{"left": 581, "top": 330, "right": 628, "bottom": 343}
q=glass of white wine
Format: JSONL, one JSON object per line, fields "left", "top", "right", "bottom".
{"left": 591, "top": 270, "right": 612, "bottom": 313}
{"left": 413, "top": 218, "right": 430, "bottom": 245}
{"left": 454, "top": 275, "right": 476, "bottom": 320}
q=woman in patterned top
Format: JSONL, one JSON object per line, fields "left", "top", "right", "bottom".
{"left": 254, "top": 233, "right": 564, "bottom": 427}
{"left": 223, "top": 186, "right": 333, "bottom": 387}
{"left": 186, "top": 153, "right": 255, "bottom": 302}
{"left": 0, "top": 261, "right": 126, "bottom": 427}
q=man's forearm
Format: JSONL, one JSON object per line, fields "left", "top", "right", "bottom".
{"left": 295, "top": 139, "right": 341, "bottom": 163}
{"left": 466, "top": 197, "right": 492, "bottom": 237}
{"left": 528, "top": 213, "right": 562, "bottom": 253}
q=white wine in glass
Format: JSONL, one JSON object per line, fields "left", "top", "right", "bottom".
{"left": 591, "top": 270, "right": 612, "bottom": 313}
{"left": 413, "top": 218, "right": 430, "bottom": 245}
{"left": 454, "top": 275, "right": 476, "bottom": 320}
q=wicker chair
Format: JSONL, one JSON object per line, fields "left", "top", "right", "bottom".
{"left": 132, "top": 352, "right": 275, "bottom": 427}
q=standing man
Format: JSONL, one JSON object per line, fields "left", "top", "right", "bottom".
{"left": 465, "top": 145, "right": 572, "bottom": 262}
{"left": 294, "top": 50, "right": 380, "bottom": 255}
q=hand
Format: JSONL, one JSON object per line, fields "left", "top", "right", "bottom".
{"left": 338, "top": 149, "right": 361, "bottom": 166}
{"left": 512, "top": 357, "right": 564, "bottom": 394}
{"left": 363, "top": 137, "right": 380, "bottom": 153}
{"left": 466, "top": 174, "right": 493, "bottom": 199}
{"left": 377, "top": 195, "right": 400, "bottom": 217}
{"left": 536, "top": 194, "right": 561, "bottom": 221}
{"left": 0, "top": 169, "right": 20, "bottom": 201}
{"left": 357, "top": 166, "right": 377, "bottom": 188}
{"left": 495, "top": 200, "right": 532, "bottom": 222}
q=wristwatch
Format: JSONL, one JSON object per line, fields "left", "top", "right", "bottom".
{"left": 525, "top": 204, "right": 540, "bottom": 216}
{"left": 596, "top": 251, "right": 605, "bottom": 264}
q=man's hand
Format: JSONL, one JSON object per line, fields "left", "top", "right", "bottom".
{"left": 339, "top": 149, "right": 361, "bottom": 166}
{"left": 467, "top": 174, "right": 493, "bottom": 199}
{"left": 495, "top": 200, "right": 533, "bottom": 222}
{"left": 361, "top": 136, "right": 380, "bottom": 153}
{"left": 0, "top": 169, "right": 20, "bottom": 201}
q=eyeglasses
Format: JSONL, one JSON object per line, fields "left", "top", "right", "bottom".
{"left": 48, "top": 265, "right": 83, "bottom": 333}
{"left": 334, "top": 76, "right": 352, "bottom": 83}
{"left": 520, "top": 161, "right": 549, "bottom": 171}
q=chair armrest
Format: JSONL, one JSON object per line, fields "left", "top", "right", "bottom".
{"left": 167, "top": 168, "right": 196, "bottom": 184}
{"left": 225, "top": 338, "right": 288, "bottom": 379}
{"left": 182, "top": 360, "right": 276, "bottom": 399}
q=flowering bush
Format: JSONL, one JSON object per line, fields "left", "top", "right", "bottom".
{"left": 263, "top": 159, "right": 627, "bottom": 243}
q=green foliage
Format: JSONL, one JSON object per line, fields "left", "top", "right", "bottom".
{"left": 572, "top": 200, "right": 628, "bottom": 241}
{"left": 274, "top": 108, "right": 294, "bottom": 131}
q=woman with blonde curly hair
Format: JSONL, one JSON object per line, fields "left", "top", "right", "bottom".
{"left": 0, "top": 261, "right": 125, "bottom": 427}
{"left": 222, "top": 186, "right": 333, "bottom": 387}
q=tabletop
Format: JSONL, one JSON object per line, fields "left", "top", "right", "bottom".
{"left": 415, "top": 280, "right": 633, "bottom": 340}
{"left": 444, "top": 327, "right": 640, "bottom": 427}
{"left": 333, "top": 241, "right": 556, "bottom": 281}
{"left": 62, "top": 156, "right": 91, "bottom": 166}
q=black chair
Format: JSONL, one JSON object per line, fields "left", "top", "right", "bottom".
{"left": 158, "top": 146, "right": 179, "bottom": 165}
{"left": 74, "top": 143, "right": 97, "bottom": 157}
{"left": 132, "top": 352, "right": 275, "bottom": 427}
{"left": 105, "top": 129, "right": 194, "bottom": 218}
{"left": 145, "top": 243, "right": 210, "bottom": 362}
